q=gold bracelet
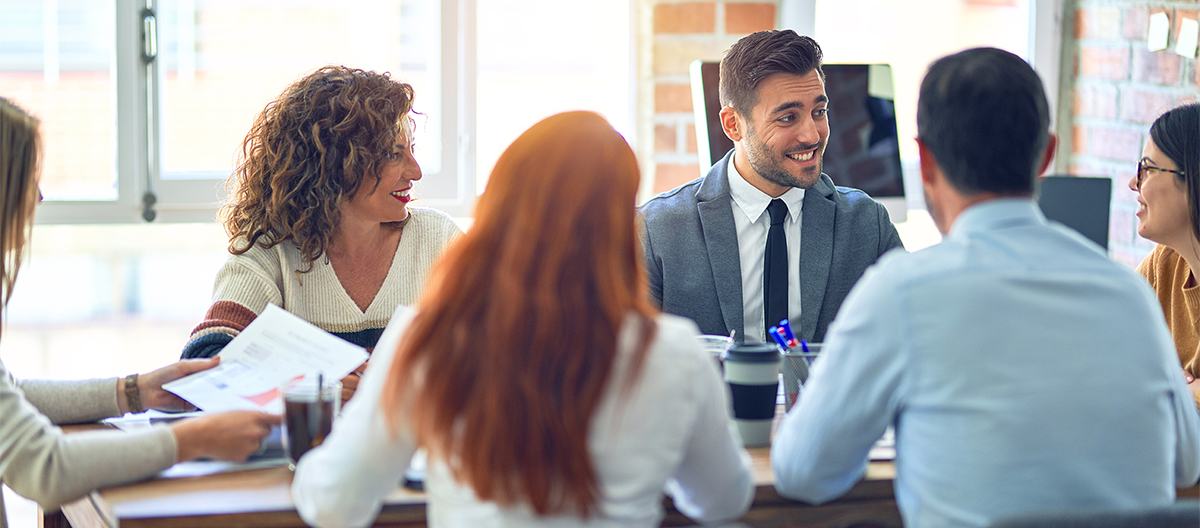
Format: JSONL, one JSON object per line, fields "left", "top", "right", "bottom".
{"left": 124, "top": 373, "right": 144, "bottom": 414}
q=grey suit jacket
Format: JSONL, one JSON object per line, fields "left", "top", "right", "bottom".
{"left": 638, "top": 150, "right": 904, "bottom": 343}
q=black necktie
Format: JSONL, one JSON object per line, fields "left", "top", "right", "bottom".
{"left": 764, "top": 199, "right": 788, "bottom": 340}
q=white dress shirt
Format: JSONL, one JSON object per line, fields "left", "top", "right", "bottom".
{"left": 771, "top": 199, "right": 1200, "bottom": 527}
{"left": 293, "top": 305, "right": 754, "bottom": 528}
{"left": 727, "top": 154, "right": 804, "bottom": 342}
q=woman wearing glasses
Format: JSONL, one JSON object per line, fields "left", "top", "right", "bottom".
{"left": 1129, "top": 102, "right": 1200, "bottom": 409}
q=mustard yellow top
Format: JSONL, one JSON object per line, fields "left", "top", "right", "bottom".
{"left": 1137, "top": 244, "right": 1200, "bottom": 408}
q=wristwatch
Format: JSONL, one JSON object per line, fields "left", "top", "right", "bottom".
{"left": 124, "top": 373, "right": 144, "bottom": 414}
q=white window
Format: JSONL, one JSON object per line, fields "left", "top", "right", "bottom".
{"left": 1, "top": 0, "right": 470, "bottom": 223}
{"left": 0, "top": 0, "right": 119, "bottom": 202}
{"left": 474, "top": 0, "right": 633, "bottom": 194}
{"left": 0, "top": 0, "right": 634, "bottom": 224}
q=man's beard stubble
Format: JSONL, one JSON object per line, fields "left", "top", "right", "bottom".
{"left": 743, "top": 127, "right": 823, "bottom": 190}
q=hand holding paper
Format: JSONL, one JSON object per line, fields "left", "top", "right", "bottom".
{"left": 164, "top": 304, "right": 369, "bottom": 414}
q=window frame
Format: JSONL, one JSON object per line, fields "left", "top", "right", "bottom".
{"left": 33, "top": 0, "right": 478, "bottom": 224}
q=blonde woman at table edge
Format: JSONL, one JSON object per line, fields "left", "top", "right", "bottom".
{"left": 292, "top": 111, "right": 755, "bottom": 528}
{"left": 1129, "top": 102, "right": 1200, "bottom": 410}
{"left": 0, "top": 98, "right": 277, "bottom": 528}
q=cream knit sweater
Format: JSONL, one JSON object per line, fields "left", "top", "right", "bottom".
{"left": 183, "top": 206, "right": 462, "bottom": 358}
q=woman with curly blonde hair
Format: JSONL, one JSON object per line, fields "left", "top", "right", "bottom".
{"left": 181, "top": 66, "right": 461, "bottom": 403}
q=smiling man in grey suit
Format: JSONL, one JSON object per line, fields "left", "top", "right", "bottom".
{"left": 639, "top": 30, "right": 903, "bottom": 344}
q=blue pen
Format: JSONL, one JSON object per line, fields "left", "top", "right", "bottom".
{"left": 772, "top": 326, "right": 791, "bottom": 350}
{"left": 779, "top": 319, "right": 799, "bottom": 348}
{"left": 768, "top": 325, "right": 789, "bottom": 350}
{"left": 800, "top": 339, "right": 810, "bottom": 353}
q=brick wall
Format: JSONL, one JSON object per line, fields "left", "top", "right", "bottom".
{"left": 640, "top": 0, "right": 780, "bottom": 196}
{"left": 1068, "top": 1, "right": 1199, "bottom": 268}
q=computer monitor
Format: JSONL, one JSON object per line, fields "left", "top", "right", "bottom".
{"left": 690, "top": 61, "right": 908, "bottom": 222}
{"left": 1037, "top": 175, "right": 1112, "bottom": 250}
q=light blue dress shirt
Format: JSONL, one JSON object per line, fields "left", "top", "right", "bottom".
{"left": 771, "top": 199, "right": 1200, "bottom": 528}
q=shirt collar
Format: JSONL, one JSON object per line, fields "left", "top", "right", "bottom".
{"left": 727, "top": 153, "right": 805, "bottom": 223}
{"left": 947, "top": 197, "right": 1046, "bottom": 240}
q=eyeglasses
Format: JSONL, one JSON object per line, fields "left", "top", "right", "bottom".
{"left": 1136, "top": 159, "right": 1186, "bottom": 190}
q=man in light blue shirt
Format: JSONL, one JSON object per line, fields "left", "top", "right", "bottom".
{"left": 771, "top": 47, "right": 1200, "bottom": 527}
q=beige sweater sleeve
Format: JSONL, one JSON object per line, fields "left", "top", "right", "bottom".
{"left": 0, "top": 360, "right": 177, "bottom": 512}
{"left": 18, "top": 376, "right": 122, "bottom": 425}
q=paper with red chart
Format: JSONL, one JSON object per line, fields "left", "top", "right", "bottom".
{"left": 163, "top": 304, "right": 368, "bottom": 413}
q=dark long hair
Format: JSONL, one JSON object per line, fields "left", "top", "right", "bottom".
{"left": 1149, "top": 103, "right": 1200, "bottom": 243}
{"left": 222, "top": 65, "right": 414, "bottom": 268}
{"left": 381, "top": 111, "right": 657, "bottom": 517}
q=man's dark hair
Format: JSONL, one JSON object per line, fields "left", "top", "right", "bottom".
{"left": 719, "top": 30, "right": 824, "bottom": 116}
{"left": 917, "top": 47, "right": 1050, "bottom": 195}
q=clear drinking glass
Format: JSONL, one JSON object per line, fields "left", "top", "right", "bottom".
{"left": 281, "top": 377, "right": 341, "bottom": 470}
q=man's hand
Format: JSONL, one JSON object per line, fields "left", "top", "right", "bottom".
{"left": 137, "top": 357, "right": 222, "bottom": 412}
{"left": 170, "top": 411, "right": 279, "bottom": 462}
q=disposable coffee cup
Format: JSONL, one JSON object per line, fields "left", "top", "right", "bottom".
{"left": 281, "top": 377, "right": 341, "bottom": 470}
{"left": 722, "top": 343, "right": 781, "bottom": 447}
{"left": 781, "top": 343, "right": 821, "bottom": 411}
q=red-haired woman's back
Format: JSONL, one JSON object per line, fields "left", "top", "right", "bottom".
{"left": 292, "top": 112, "right": 754, "bottom": 527}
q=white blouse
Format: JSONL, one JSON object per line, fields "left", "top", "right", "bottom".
{"left": 292, "top": 305, "right": 754, "bottom": 528}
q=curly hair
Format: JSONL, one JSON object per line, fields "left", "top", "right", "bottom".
{"left": 222, "top": 65, "right": 415, "bottom": 268}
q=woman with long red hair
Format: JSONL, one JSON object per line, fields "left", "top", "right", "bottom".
{"left": 292, "top": 111, "right": 753, "bottom": 527}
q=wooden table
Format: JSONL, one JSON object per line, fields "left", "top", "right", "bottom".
{"left": 43, "top": 448, "right": 902, "bottom": 528}
{"left": 41, "top": 417, "right": 1199, "bottom": 528}
{"left": 45, "top": 450, "right": 1200, "bottom": 528}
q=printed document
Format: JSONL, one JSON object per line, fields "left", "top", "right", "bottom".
{"left": 163, "top": 304, "right": 368, "bottom": 413}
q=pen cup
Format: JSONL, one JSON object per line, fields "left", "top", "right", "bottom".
{"left": 781, "top": 343, "right": 821, "bottom": 411}
{"left": 281, "top": 377, "right": 340, "bottom": 470}
{"left": 722, "top": 343, "right": 781, "bottom": 447}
